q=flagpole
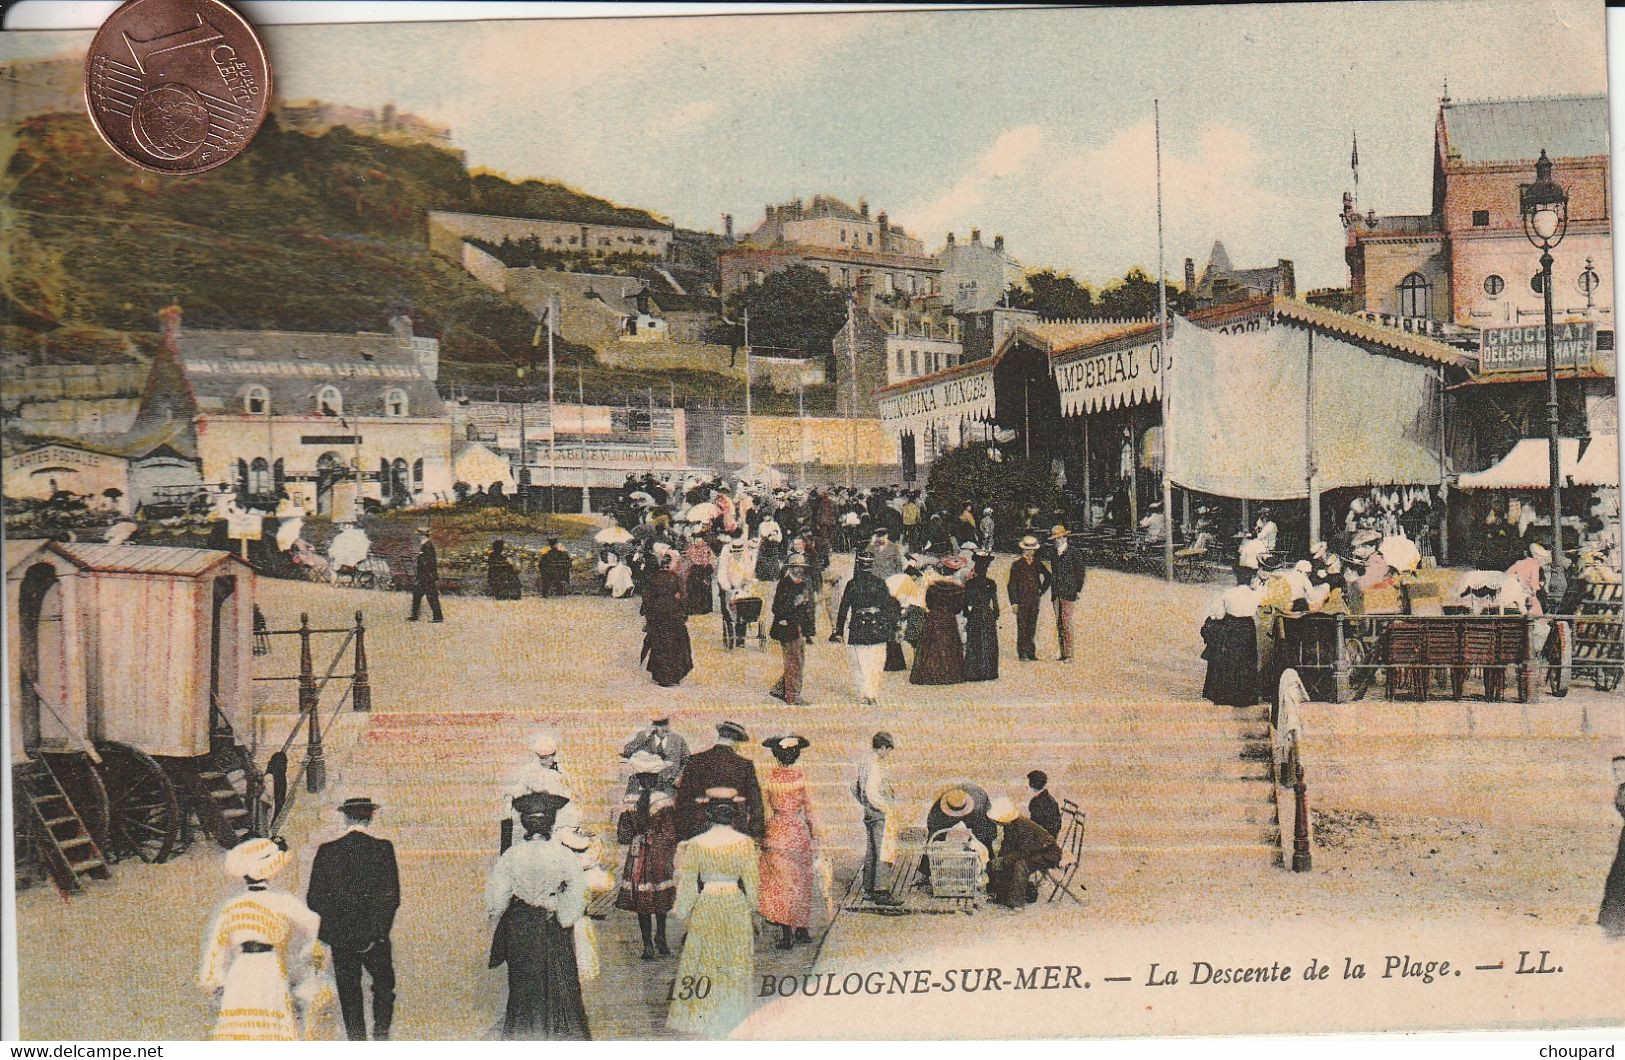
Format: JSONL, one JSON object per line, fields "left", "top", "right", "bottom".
{"left": 1156, "top": 98, "right": 1174, "bottom": 583}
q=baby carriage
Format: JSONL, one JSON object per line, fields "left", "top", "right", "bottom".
{"left": 335, "top": 554, "right": 393, "bottom": 589}
{"left": 725, "top": 592, "right": 766, "bottom": 650}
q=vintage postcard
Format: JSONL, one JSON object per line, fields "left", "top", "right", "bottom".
{"left": 2, "top": 0, "right": 1623, "bottom": 1043}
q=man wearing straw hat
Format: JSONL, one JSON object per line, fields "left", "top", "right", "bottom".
{"left": 306, "top": 797, "right": 400, "bottom": 1041}
{"left": 1007, "top": 534, "right": 1052, "bottom": 662}
{"left": 1048, "top": 524, "right": 1087, "bottom": 663}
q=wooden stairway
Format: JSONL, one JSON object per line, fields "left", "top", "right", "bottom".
{"left": 179, "top": 759, "right": 256, "bottom": 849}
{"left": 13, "top": 760, "right": 110, "bottom": 895}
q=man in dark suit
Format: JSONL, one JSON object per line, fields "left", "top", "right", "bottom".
{"left": 1026, "top": 769, "right": 1062, "bottom": 842}
{"left": 1007, "top": 535, "right": 1052, "bottom": 661}
{"left": 408, "top": 527, "right": 442, "bottom": 622}
{"left": 673, "top": 721, "right": 763, "bottom": 840}
{"left": 1047, "top": 525, "right": 1088, "bottom": 662}
{"left": 307, "top": 796, "right": 401, "bottom": 1041}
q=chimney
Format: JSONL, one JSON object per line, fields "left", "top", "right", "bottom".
{"left": 389, "top": 312, "right": 414, "bottom": 344}
{"left": 158, "top": 303, "right": 182, "bottom": 346}
{"left": 856, "top": 271, "right": 876, "bottom": 310}
{"left": 993, "top": 234, "right": 1004, "bottom": 252}
{"left": 1184, "top": 257, "right": 1196, "bottom": 292}
{"left": 724, "top": 213, "right": 734, "bottom": 242}
{"left": 946, "top": 232, "right": 956, "bottom": 247}
{"left": 878, "top": 210, "right": 888, "bottom": 232}
{"left": 859, "top": 197, "right": 869, "bottom": 219}
{"left": 970, "top": 228, "right": 981, "bottom": 244}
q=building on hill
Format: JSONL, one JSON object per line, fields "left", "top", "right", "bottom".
{"left": 1182, "top": 241, "right": 1296, "bottom": 308}
{"left": 274, "top": 100, "right": 458, "bottom": 153}
{"left": 833, "top": 274, "right": 966, "bottom": 417}
{"left": 128, "top": 307, "right": 453, "bottom": 514}
{"left": 721, "top": 196, "right": 942, "bottom": 297}
{"left": 936, "top": 230, "right": 1024, "bottom": 313}
{"left": 1343, "top": 92, "right": 1612, "bottom": 334}
{"left": 428, "top": 209, "right": 674, "bottom": 263}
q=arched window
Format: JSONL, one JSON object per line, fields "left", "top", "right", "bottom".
{"left": 248, "top": 457, "right": 271, "bottom": 495}
{"left": 316, "top": 385, "right": 342, "bottom": 417}
{"left": 1397, "top": 272, "right": 1430, "bottom": 318}
{"left": 383, "top": 388, "right": 408, "bottom": 417}
{"left": 244, "top": 385, "right": 269, "bottom": 414}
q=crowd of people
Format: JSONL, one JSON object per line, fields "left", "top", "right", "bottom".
{"left": 196, "top": 713, "right": 1076, "bottom": 1042}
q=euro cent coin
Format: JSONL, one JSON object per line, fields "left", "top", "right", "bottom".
{"left": 83, "top": 0, "right": 271, "bottom": 175}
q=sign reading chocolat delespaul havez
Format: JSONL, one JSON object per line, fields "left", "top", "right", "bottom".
{"left": 1478, "top": 322, "right": 1599, "bottom": 375}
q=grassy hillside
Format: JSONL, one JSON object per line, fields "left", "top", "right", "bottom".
{"left": 1, "top": 111, "right": 728, "bottom": 398}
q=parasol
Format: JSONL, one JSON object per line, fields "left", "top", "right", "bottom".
{"left": 1378, "top": 535, "right": 1421, "bottom": 574}
{"left": 595, "top": 526, "right": 635, "bottom": 545}
{"left": 683, "top": 502, "right": 720, "bottom": 524}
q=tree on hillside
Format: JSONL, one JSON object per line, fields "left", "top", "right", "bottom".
{"left": 1003, "top": 269, "right": 1094, "bottom": 320}
{"left": 724, "top": 266, "right": 850, "bottom": 368}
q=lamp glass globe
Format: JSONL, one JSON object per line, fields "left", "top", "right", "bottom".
{"left": 1532, "top": 207, "right": 1561, "bottom": 242}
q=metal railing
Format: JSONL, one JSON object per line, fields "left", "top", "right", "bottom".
{"left": 253, "top": 611, "right": 372, "bottom": 833}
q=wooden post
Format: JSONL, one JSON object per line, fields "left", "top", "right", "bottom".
{"left": 1519, "top": 614, "right": 1537, "bottom": 703}
{"left": 351, "top": 611, "right": 372, "bottom": 712}
{"left": 298, "top": 612, "right": 325, "bottom": 792}
{"left": 1081, "top": 417, "right": 1092, "bottom": 528}
{"left": 1291, "top": 764, "right": 1312, "bottom": 872}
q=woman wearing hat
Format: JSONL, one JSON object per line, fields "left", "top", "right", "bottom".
{"left": 615, "top": 751, "right": 679, "bottom": 960}
{"left": 1200, "top": 576, "right": 1266, "bottom": 707}
{"left": 681, "top": 533, "right": 717, "bottom": 616}
{"left": 758, "top": 736, "right": 823, "bottom": 950}
{"left": 486, "top": 539, "right": 523, "bottom": 601}
{"left": 668, "top": 787, "right": 760, "bottom": 1036}
{"left": 486, "top": 790, "right": 591, "bottom": 1040}
{"left": 199, "top": 837, "right": 335, "bottom": 1041}
{"left": 962, "top": 551, "right": 1001, "bottom": 681}
{"left": 640, "top": 550, "right": 694, "bottom": 688}
{"left": 911, "top": 555, "right": 967, "bottom": 685}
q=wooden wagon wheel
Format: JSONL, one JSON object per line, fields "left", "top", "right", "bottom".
{"left": 1344, "top": 631, "right": 1374, "bottom": 700}
{"left": 93, "top": 741, "right": 181, "bottom": 864}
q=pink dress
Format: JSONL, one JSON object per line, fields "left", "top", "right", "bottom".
{"left": 757, "top": 767, "right": 817, "bottom": 929}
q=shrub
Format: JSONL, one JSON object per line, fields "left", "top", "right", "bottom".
{"left": 923, "top": 444, "right": 1066, "bottom": 548}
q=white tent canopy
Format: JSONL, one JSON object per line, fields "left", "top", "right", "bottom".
{"left": 1165, "top": 315, "right": 1445, "bottom": 500}
{"left": 1457, "top": 437, "right": 1619, "bottom": 490}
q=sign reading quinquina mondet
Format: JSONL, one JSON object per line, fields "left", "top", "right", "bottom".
{"left": 1478, "top": 321, "right": 1598, "bottom": 375}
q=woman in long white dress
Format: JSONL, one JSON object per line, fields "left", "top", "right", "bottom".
{"left": 667, "top": 787, "right": 760, "bottom": 1037}
{"left": 198, "top": 837, "right": 336, "bottom": 1041}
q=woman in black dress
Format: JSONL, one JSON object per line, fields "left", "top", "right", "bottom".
{"left": 1201, "top": 578, "right": 1264, "bottom": 707}
{"left": 640, "top": 552, "right": 693, "bottom": 688}
{"left": 911, "top": 556, "right": 967, "bottom": 685}
{"left": 1600, "top": 760, "right": 1625, "bottom": 939}
{"left": 486, "top": 791, "right": 591, "bottom": 1041}
{"left": 487, "top": 539, "right": 523, "bottom": 600}
{"left": 962, "top": 551, "right": 1000, "bottom": 682}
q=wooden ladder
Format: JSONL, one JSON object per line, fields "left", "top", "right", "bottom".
{"left": 183, "top": 762, "right": 255, "bottom": 849}
{"left": 14, "top": 760, "right": 110, "bottom": 895}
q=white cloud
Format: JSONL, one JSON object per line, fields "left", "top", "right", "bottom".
{"left": 900, "top": 118, "right": 1307, "bottom": 287}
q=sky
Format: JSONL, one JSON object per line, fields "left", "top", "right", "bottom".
{"left": 1, "top": 0, "right": 1611, "bottom": 291}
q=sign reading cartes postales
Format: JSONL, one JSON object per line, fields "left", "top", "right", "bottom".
{"left": 1478, "top": 322, "right": 1599, "bottom": 375}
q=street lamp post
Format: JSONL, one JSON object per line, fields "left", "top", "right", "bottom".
{"left": 513, "top": 367, "right": 532, "bottom": 513}
{"left": 1520, "top": 148, "right": 1570, "bottom": 604}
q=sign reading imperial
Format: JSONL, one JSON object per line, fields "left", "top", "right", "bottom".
{"left": 1054, "top": 340, "right": 1162, "bottom": 415}
{"left": 1478, "top": 322, "right": 1597, "bottom": 375}
{"left": 879, "top": 370, "right": 993, "bottom": 423}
